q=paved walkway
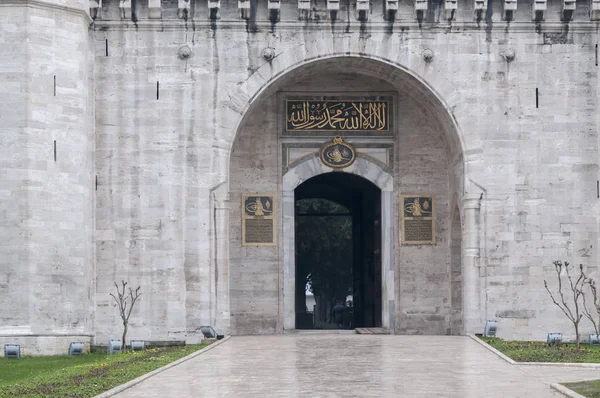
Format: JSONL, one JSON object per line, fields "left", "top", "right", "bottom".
{"left": 114, "top": 335, "right": 600, "bottom": 397}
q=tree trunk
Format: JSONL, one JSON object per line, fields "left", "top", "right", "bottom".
{"left": 122, "top": 322, "right": 128, "bottom": 351}
{"left": 575, "top": 322, "right": 580, "bottom": 349}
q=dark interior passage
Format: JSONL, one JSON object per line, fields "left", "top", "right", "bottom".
{"left": 295, "top": 172, "right": 382, "bottom": 330}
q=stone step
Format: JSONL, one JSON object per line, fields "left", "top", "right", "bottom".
{"left": 355, "top": 328, "right": 390, "bottom": 335}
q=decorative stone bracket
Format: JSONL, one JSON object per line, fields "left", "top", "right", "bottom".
{"left": 532, "top": 0, "right": 546, "bottom": 20}
{"left": 298, "top": 0, "right": 310, "bottom": 19}
{"left": 327, "top": 0, "right": 340, "bottom": 10}
{"left": 327, "top": 0, "right": 340, "bottom": 20}
{"left": 119, "top": 0, "right": 131, "bottom": 19}
{"left": 148, "top": 0, "right": 161, "bottom": 19}
{"left": 591, "top": 0, "right": 600, "bottom": 20}
{"left": 298, "top": 0, "right": 311, "bottom": 10}
{"left": 268, "top": 0, "right": 281, "bottom": 21}
{"left": 415, "top": 0, "right": 428, "bottom": 11}
{"left": 90, "top": 0, "right": 101, "bottom": 19}
{"left": 92, "top": 0, "right": 600, "bottom": 21}
{"left": 177, "top": 0, "right": 190, "bottom": 19}
{"left": 473, "top": 0, "right": 488, "bottom": 20}
{"left": 238, "top": 0, "right": 250, "bottom": 19}
{"left": 562, "top": 0, "right": 575, "bottom": 20}
{"left": 474, "top": 0, "right": 487, "bottom": 13}
{"left": 385, "top": 0, "right": 398, "bottom": 20}
{"left": 503, "top": 0, "right": 517, "bottom": 20}
{"left": 357, "top": 0, "right": 369, "bottom": 20}
{"left": 445, "top": 0, "right": 457, "bottom": 19}
{"left": 208, "top": 0, "right": 221, "bottom": 19}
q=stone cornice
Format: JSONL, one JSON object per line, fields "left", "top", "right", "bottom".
{"left": 0, "top": 0, "right": 92, "bottom": 24}
{"left": 92, "top": 19, "right": 600, "bottom": 33}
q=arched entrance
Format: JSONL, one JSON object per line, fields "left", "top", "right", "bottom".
{"left": 227, "top": 55, "right": 474, "bottom": 336}
{"left": 284, "top": 158, "right": 393, "bottom": 330}
{"left": 295, "top": 173, "right": 382, "bottom": 330}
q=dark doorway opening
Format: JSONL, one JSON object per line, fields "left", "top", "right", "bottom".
{"left": 295, "top": 172, "right": 382, "bottom": 330}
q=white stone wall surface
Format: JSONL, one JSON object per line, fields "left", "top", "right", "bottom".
{"left": 1, "top": 0, "right": 599, "bottom": 352}
{"left": 0, "top": 0, "right": 95, "bottom": 354}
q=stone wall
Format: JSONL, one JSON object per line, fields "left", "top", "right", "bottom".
{"left": 91, "top": 16, "right": 599, "bottom": 341}
{"left": 1, "top": 0, "right": 599, "bottom": 353}
{"left": 394, "top": 96, "right": 452, "bottom": 335}
{"left": 229, "top": 94, "right": 281, "bottom": 334}
{"left": 0, "top": 0, "right": 95, "bottom": 354}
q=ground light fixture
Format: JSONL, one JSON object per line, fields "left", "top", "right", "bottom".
{"left": 199, "top": 326, "right": 225, "bottom": 340}
{"left": 130, "top": 340, "right": 145, "bottom": 351}
{"left": 200, "top": 326, "right": 216, "bottom": 338}
{"left": 4, "top": 344, "right": 20, "bottom": 359}
{"left": 68, "top": 342, "right": 84, "bottom": 356}
{"left": 547, "top": 333, "right": 562, "bottom": 344}
{"left": 483, "top": 319, "right": 498, "bottom": 337}
{"left": 589, "top": 334, "right": 600, "bottom": 345}
{"left": 108, "top": 339, "right": 122, "bottom": 354}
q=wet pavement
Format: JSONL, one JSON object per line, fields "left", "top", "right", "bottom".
{"left": 113, "top": 334, "right": 599, "bottom": 397}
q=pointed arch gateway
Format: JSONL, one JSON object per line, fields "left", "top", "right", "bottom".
{"left": 227, "top": 55, "right": 479, "bottom": 336}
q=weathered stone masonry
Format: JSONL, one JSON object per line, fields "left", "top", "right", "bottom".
{"left": 1, "top": 0, "right": 599, "bottom": 354}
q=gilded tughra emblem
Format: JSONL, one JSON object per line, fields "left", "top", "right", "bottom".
{"left": 320, "top": 136, "right": 356, "bottom": 168}
{"left": 244, "top": 196, "right": 273, "bottom": 217}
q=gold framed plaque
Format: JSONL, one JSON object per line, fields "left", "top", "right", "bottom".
{"left": 242, "top": 194, "right": 276, "bottom": 246}
{"left": 401, "top": 195, "right": 435, "bottom": 245}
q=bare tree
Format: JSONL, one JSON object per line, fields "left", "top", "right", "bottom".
{"left": 544, "top": 261, "right": 585, "bottom": 348}
{"left": 581, "top": 274, "right": 600, "bottom": 337}
{"left": 110, "top": 280, "right": 141, "bottom": 351}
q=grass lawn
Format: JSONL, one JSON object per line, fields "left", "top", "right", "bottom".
{"left": 0, "top": 344, "right": 206, "bottom": 398}
{"left": 479, "top": 336, "right": 600, "bottom": 363}
{"left": 563, "top": 380, "right": 600, "bottom": 398}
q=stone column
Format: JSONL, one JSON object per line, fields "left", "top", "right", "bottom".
{"left": 211, "top": 183, "right": 231, "bottom": 335}
{"left": 381, "top": 190, "right": 395, "bottom": 332}
{"left": 282, "top": 188, "right": 296, "bottom": 330}
{"left": 462, "top": 196, "right": 482, "bottom": 334}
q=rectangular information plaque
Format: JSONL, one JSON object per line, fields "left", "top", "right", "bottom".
{"left": 242, "top": 194, "right": 276, "bottom": 246}
{"left": 286, "top": 100, "right": 389, "bottom": 132}
{"left": 401, "top": 195, "right": 435, "bottom": 245}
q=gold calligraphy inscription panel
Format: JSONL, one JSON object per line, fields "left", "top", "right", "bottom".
{"left": 286, "top": 100, "right": 389, "bottom": 132}
{"left": 401, "top": 195, "right": 435, "bottom": 245}
{"left": 242, "top": 194, "right": 276, "bottom": 246}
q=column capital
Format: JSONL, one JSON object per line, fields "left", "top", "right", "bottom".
{"left": 463, "top": 195, "right": 482, "bottom": 210}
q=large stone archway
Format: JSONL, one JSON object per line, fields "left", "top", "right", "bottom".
{"left": 225, "top": 54, "right": 476, "bottom": 165}
{"left": 227, "top": 55, "right": 482, "bottom": 336}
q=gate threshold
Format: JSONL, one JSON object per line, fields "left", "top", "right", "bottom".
{"left": 284, "top": 329, "right": 357, "bottom": 335}
{"left": 355, "top": 328, "right": 389, "bottom": 334}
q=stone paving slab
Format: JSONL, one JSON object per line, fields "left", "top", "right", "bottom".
{"left": 113, "top": 335, "right": 600, "bottom": 397}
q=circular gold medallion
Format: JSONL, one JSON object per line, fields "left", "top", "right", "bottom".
{"left": 320, "top": 136, "right": 356, "bottom": 169}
